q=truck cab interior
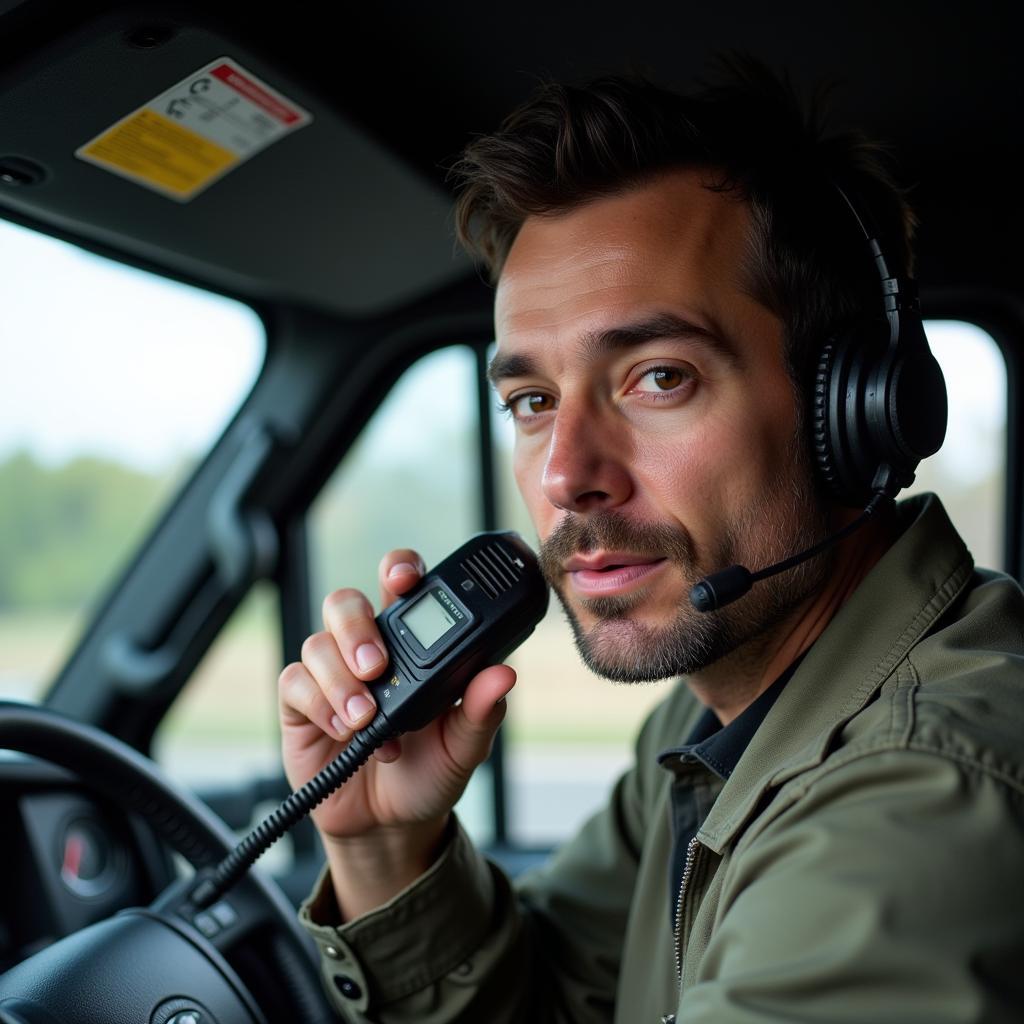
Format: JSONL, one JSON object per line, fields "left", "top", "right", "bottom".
{"left": 0, "top": 2, "right": 1018, "bottom": 1022}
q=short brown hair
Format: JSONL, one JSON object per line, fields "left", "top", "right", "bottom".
{"left": 450, "top": 56, "right": 916, "bottom": 397}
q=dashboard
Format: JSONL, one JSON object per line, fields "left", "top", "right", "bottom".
{"left": 0, "top": 756, "right": 173, "bottom": 971}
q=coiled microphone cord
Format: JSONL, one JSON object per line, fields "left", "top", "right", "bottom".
{"left": 191, "top": 714, "right": 398, "bottom": 909}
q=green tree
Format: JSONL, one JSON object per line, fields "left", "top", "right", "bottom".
{"left": 0, "top": 450, "right": 172, "bottom": 610}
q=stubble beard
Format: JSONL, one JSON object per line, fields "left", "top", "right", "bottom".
{"left": 537, "top": 451, "right": 832, "bottom": 683}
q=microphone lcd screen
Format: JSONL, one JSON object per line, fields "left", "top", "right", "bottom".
{"left": 401, "top": 592, "right": 458, "bottom": 649}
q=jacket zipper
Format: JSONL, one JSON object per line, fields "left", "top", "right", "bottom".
{"left": 661, "top": 835, "right": 702, "bottom": 1023}
{"left": 673, "top": 834, "right": 701, "bottom": 981}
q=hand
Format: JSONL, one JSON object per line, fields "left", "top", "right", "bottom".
{"left": 277, "top": 549, "right": 516, "bottom": 913}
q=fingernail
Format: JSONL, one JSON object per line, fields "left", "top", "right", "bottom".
{"left": 388, "top": 562, "right": 419, "bottom": 580}
{"left": 330, "top": 714, "right": 346, "bottom": 738}
{"left": 355, "top": 642, "right": 384, "bottom": 673}
{"left": 346, "top": 693, "right": 375, "bottom": 724}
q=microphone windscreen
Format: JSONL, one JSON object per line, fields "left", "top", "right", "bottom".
{"left": 689, "top": 564, "right": 753, "bottom": 613}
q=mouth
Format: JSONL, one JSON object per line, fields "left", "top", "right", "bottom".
{"left": 564, "top": 552, "right": 669, "bottom": 597}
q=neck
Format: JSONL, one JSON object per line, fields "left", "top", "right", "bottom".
{"left": 688, "top": 510, "right": 897, "bottom": 726}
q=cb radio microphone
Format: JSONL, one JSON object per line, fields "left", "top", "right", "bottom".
{"left": 191, "top": 530, "right": 548, "bottom": 909}
{"left": 689, "top": 485, "right": 895, "bottom": 614}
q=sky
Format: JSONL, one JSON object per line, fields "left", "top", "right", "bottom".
{"left": 0, "top": 219, "right": 265, "bottom": 472}
{"left": 0, "top": 218, "right": 1008, "bottom": 486}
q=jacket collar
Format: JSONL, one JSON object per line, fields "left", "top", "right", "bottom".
{"left": 696, "top": 493, "right": 975, "bottom": 855}
{"left": 658, "top": 654, "right": 804, "bottom": 780}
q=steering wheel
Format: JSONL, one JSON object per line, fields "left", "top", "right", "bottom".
{"left": 0, "top": 701, "right": 336, "bottom": 1024}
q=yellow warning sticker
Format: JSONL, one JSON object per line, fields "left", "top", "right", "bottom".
{"left": 80, "top": 109, "right": 237, "bottom": 198}
{"left": 75, "top": 57, "right": 312, "bottom": 202}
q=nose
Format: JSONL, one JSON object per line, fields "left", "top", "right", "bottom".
{"left": 540, "top": 403, "right": 633, "bottom": 512}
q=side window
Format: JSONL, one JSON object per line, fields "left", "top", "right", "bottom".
{"left": 0, "top": 219, "right": 265, "bottom": 705}
{"left": 306, "top": 346, "right": 497, "bottom": 840}
{"left": 308, "top": 347, "right": 478, "bottom": 600}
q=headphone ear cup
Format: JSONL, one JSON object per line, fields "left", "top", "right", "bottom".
{"left": 814, "top": 316, "right": 948, "bottom": 507}
{"left": 812, "top": 326, "right": 883, "bottom": 506}
{"left": 868, "top": 333, "right": 948, "bottom": 467}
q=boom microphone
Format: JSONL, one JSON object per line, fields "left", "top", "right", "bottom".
{"left": 689, "top": 489, "right": 895, "bottom": 613}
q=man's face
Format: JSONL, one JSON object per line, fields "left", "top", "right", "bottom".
{"left": 490, "top": 169, "right": 830, "bottom": 682}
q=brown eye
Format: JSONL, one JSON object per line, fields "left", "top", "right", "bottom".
{"left": 510, "top": 392, "right": 556, "bottom": 418}
{"left": 633, "top": 366, "right": 689, "bottom": 393}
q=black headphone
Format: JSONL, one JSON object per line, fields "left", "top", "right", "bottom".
{"left": 689, "top": 182, "right": 949, "bottom": 613}
{"left": 812, "top": 183, "right": 948, "bottom": 507}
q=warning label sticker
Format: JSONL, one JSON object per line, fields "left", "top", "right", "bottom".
{"left": 75, "top": 57, "right": 312, "bottom": 202}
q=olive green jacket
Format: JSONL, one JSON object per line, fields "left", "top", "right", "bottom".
{"left": 300, "top": 494, "right": 1024, "bottom": 1022}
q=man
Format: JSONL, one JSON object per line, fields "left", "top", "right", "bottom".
{"left": 279, "top": 62, "right": 1024, "bottom": 1022}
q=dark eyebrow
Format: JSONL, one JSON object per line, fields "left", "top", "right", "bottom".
{"left": 487, "top": 312, "right": 738, "bottom": 386}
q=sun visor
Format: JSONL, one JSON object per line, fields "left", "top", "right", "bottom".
{"left": 0, "top": 11, "right": 469, "bottom": 316}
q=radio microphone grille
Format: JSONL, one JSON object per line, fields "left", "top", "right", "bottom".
{"left": 461, "top": 542, "right": 526, "bottom": 598}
